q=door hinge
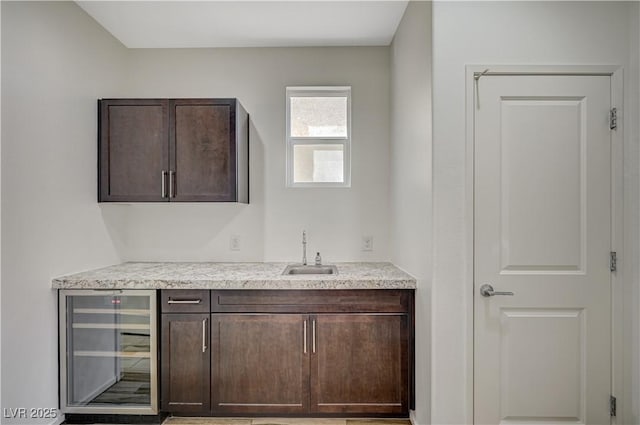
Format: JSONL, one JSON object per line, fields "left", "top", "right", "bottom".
{"left": 610, "top": 395, "right": 617, "bottom": 417}
{"left": 610, "top": 108, "right": 618, "bottom": 130}
{"left": 610, "top": 252, "right": 617, "bottom": 272}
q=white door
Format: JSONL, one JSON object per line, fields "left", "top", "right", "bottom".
{"left": 474, "top": 74, "right": 612, "bottom": 425}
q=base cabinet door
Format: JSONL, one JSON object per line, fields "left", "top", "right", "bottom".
{"left": 211, "top": 314, "right": 310, "bottom": 415}
{"left": 310, "top": 314, "right": 408, "bottom": 415}
{"left": 161, "top": 314, "right": 210, "bottom": 413}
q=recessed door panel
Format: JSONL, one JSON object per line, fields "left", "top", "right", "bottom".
{"left": 500, "top": 98, "right": 586, "bottom": 274}
{"left": 500, "top": 309, "right": 584, "bottom": 423}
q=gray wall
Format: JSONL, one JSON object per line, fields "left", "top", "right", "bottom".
{"left": 1, "top": 2, "right": 126, "bottom": 422}
{"left": 389, "top": 2, "right": 432, "bottom": 424}
{"left": 102, "top": 46, "right": 391, "bottom": 264}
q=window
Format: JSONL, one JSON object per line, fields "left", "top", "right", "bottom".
{"left": 286, "top": 87, "right": 351, "bottom": 187}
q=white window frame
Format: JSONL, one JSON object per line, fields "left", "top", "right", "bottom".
{"left": 286, "top": 86, "right": 352, "bottom": 188}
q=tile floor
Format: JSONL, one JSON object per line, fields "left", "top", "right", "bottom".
{"left": 163, "top": 418, "right": 412, "bottom": 425}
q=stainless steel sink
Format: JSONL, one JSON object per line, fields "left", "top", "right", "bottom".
{"left": 282, "top": 265, "right": 338, "bottom": 275}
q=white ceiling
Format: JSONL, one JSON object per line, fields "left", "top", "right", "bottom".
{"left": 76, "top": 1, "right": 410, "bottom": 48}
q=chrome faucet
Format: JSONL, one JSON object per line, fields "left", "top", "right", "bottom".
{"left": 302, "top": 230, "right": 307, "bottom": 266}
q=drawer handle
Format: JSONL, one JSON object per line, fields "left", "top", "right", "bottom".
{"left": 167, "top": 298, "right": 202, "bottom": 304}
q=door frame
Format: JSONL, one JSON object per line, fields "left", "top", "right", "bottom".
{"left": 464, "top": 65, "right": 624, "bottom": 424}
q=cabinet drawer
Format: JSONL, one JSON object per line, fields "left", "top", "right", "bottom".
{"left": 211, "top": 290, "right": 411, "bottom": 313}
{"left": 160, "top": 290, "right": 210, "bottom": 313}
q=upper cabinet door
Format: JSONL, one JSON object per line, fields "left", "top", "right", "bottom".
{"left": 170, "top": 99, "right": 238, "bottom": 202}
{"left": 99, "top": 99, "right": 170, "bottom": 202}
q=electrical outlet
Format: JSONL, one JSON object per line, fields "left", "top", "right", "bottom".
{"left": 230, "top": 235, "right": 241, "bottom": 251}
{"left": 362, "top": 236, "right": 373, "bottom": 251}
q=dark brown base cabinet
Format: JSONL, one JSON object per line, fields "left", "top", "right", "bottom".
{"left": 160, "top": 290, "right": 414, "bottom": 418}
{"left": 160, "top": 290, "right": 211, "bottom": 414}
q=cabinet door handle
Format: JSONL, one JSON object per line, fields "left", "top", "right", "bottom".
{"left": 161, "top": 171, "right": 168, "bottom": 198}
{"left": 312, "top": 319, "right": 316, "bottom": 354}
{"left": 169, "top": 171, "right": 175, "bottom": 198}
{"left": 167, "top": 298, "right": 201, "bottom": 304}
{"left": 303, "top": 320, "right": 307, "bottom": 354}
{"left": 202, "top": 318, "right": 207, "bottom": 353}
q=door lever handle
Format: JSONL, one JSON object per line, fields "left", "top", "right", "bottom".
{"left": 480, "top": 284, "right": 514, "bottom": 297}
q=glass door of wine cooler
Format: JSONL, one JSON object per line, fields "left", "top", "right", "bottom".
{"left": 59, "top": 290, "right": 158, "bottom": 414}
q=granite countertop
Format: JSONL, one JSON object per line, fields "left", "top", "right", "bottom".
{"left": 51, "top": 262, "right": 417, "bottom": 290}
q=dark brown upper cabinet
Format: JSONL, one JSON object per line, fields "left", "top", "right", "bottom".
{"left": 98, "top": 98, "right": 249, "bottom": 203}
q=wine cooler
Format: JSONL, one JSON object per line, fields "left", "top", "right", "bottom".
{"left": 59, "top": 290, "right": 158, "bottom": 414}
